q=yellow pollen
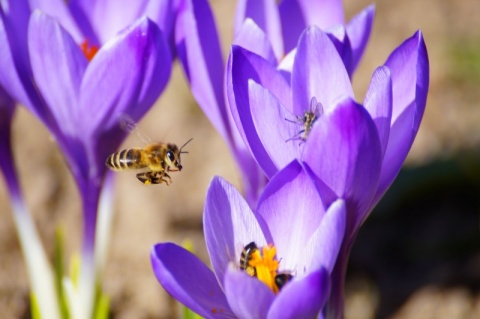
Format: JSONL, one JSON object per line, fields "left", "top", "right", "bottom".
{"left": 248, "top": 244, "right": 280, "bottom": 293}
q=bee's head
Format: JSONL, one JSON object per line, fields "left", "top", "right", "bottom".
{"left": 164, "top": 144, "right": 181, "bottom": 171}
{"left": 164, "top": 138, "right": 192, "bottom": 172}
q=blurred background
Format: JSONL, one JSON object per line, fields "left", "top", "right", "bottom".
{"left": 1, "top": 0, "right": 480, "bottom": 318}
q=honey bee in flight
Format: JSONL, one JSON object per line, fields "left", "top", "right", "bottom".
{"left": 105, "top": 116, "right": 192, "bottom": 186}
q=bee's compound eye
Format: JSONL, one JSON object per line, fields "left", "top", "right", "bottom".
{"left": 167, "top": 151, "right": 175, "bottom": 162}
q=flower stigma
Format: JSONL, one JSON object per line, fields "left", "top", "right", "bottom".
{"left": 80, "top": 40, "right": 99, "bottom": 61}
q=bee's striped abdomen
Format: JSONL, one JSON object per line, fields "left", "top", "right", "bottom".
{"left": 240, "top": 242, "right": 258, "bottom": 277}
{"left": 106, "top": 149, "right": 144, "bottom": 171}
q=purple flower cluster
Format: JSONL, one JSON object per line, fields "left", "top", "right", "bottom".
{"left": 0, "top": 0, "right": 429, "bottom": 318}
{"left": 175, "top": 0, "right": 374, "bottom": 206}
{"left": 152, "top": 1, "right": 429, "bottom": 318}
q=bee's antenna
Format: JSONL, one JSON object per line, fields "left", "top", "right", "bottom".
{"left": 179, "top": 138, "right": 193, "bottom": 154}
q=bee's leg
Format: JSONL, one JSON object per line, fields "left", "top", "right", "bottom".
{"left": 151, "top": 172, "right": 172, "bottom": 185}
{"left": 136, "top": 171, "right": 154, "bottom": 185}
{"left": 163, "top": 173, "right": 172, "bottom": 185}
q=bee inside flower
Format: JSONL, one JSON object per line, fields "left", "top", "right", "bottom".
{"left": 152, "top": 161, "right": 347, "bottom": 318}
{"left": 239, "top": 242, "right": 294, "bottom": 294}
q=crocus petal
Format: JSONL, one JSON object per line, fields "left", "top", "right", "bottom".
{"left": 0, "top": 14, "right": 35, "bottom": 111}
{"left": 249, "top": 80, "right": 300, "bottom": 177}
{"left": 297, "top": 199, "right": 346, "bottom": 274}
{"left": 204, "top": 176, "right": 268, "bottom": 290}
{"left": 326, "top": 26, "right": 353, "bottom": 76}
{"left": 145, "top": 0, "right": 177, "bottom": 56}
{"left": 374, "top": 31, "right": 429, "bottom": 204}
{"left": 0, "top": 89, "right": 16, "bottom": 191}
{"left": 227, "top": 46, "right": 291, "bottom": 177}
{"left": 69, "top": 0, "right": 148, "bottom": 43}
{"left": 345, "top": 4, "right": 375, "bottom": 73}
{"left": 302, "top": 99, "right": 382, "bottom": 234}
{"left": 234, "top": 0, "right": 283, "bottom": 61}
{"left": 151, "top": 243, "right": 234, "bottom": 318}
{"left": 267, "top": 268, "right": 330, "bottom": 319}
{"left": 176, "top": 0, "right": 229, "bottom": 141}
{"left": 292, "top": 26, "right": 353, "bottom": 116}
{"left": 28, "top": 11, "right": 86, "bottom": 137}
{"left": 278, "top": 48, "right": 296, "bottom": 74}
{"left": 80, "top": 17, "right": 171, "bottom": 133}
{"left": 297, "top": 0, "right": 344, "bottom": 29}
{"left": 0, "top": 0, "right": 34, "bottom": 107}
{"left": 277, "top": 0, "right": 306, "bottom": 54}
{"left": 1, "top": 0, "right": 30, "bottom": 80}
{"left": 224, "top": 267, "right": 275, "bottom": 319}
{"left": 279, "top": 0, "right": 344, "bottom": 54}
{"left": 256, "top": 160, "right": 325, "bottom": 271}
{"left": 29, "top": 0, "right": 83, "bottom": 42}
{"left": 363, "top": 66, "right": 392, "bottom": 158}
{"left": 233, "top": 18, "right": 277, "bottom": 64}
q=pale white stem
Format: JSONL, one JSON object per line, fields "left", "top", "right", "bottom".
{"left": 95, "top": 173, "right": 115, "bottom": 277}
{"left": 63, "top": 277, "right": 83, "bottom": 319}
{"left": 78, "top": 253, "right": 95, "bottom": 319}
{"left": 11, "top": 198, "right": 60, "bottom": 319}
{"left": 76, "top": 174, "right": 115, "bottom": 319}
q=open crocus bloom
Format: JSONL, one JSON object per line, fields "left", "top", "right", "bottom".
{"left": 228, "top": 25, "right": 429, "bottom": 236}
{"left": 227, "top": 24, "right": 429, "bottom": 318}
{"left": 152, "top": 160, "right": 346, "bottom": 319}
{"left": 234, "top": 0, "right": 375, "bottom": 76}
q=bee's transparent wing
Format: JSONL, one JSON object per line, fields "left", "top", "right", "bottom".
{"left": 118, "top": 114, "right": 152, "bottom": 144}
{"left": 310, "top": 96, "right": 324, "bottom": 117}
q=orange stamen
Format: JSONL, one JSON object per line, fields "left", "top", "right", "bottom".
{"left": 248, "top": 244, "right": 280, "bottom": 293}
{"left": 80, "top": 40, "right": 99, "bottom": 61}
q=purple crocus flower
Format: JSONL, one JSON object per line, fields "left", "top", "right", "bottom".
{"left": 234, "top": 0, "right": 375, "bottom": 76}
{"left": 228, "top": 25, "right": 429, "bottom": 318}
{"left": 175, "top": 0, "right": 266, "bottom": 206}
{"left": 0, "top": 1, "right": 173, "bottom": 317}
{"left": 151, "top": 160, "right": 346, "bottom": 319}
{"left": 0, "top": 89, "right": 61, "bottom": 318}
{"left": 175, "top": 0, "right": 371, "bottom": 206}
